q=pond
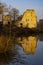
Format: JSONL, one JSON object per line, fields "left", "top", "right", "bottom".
{"left": 0, "top": 34, "right": 43, "bottom": 65}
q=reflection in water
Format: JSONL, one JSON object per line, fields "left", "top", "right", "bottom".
{"left": 0, "top": 44, "right": 29, "bottom": 65}
{"left": 16, "top": 35, "right": 37, "bottom": 54}
{"left": 0, "top": 35, "right": 38, "bottom": 65}
{"left": 0, "top": 45, "right": 18, "bottom": 65}
{"left": 0, "top": 34, "right": 43, "bottom": 65}
{"left": 1, "top": 35, "right": 43, "bottom": 65}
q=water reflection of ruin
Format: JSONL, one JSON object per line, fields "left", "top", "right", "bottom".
{"left": 16, "top": 35, "right": 37, "bottom": 54}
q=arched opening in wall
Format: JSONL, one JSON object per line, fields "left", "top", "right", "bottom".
{"left": 26, "top": 23, "right": 29, "bottom": 28}
{"left": 8, "top": 21, "right": 10, "bottom": 25}
{"left": 20, "top": 23, "right": 23, "bottom": 28}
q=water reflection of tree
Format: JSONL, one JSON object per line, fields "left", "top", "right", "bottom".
{"left": 0, "top": 44, "right": 19, "bottom": 65}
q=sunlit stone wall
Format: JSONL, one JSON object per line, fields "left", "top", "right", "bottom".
{"left": 3, "top": 14, "right": 11, "bottom": 25}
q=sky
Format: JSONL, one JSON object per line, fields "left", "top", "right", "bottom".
{"left": 0, "top": 0, "right": 43, "bottom": 21}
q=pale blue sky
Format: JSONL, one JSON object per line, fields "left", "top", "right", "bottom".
{"left": 1, "top": 0, "right": 43, "bottom": 21}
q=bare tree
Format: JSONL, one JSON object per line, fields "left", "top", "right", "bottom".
{"left": 10, "top": 8, "right": 19, "bottom": 21}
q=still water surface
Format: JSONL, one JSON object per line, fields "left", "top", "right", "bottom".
{"left": 0, "top": 34, "right": 43, "bottom": 65}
